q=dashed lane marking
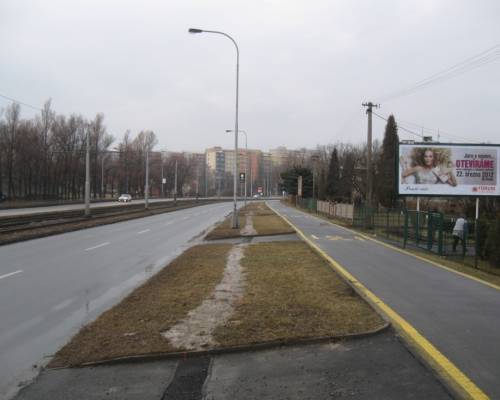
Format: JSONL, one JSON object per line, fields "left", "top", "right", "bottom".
{"left": 85, "top": 242, "right": 110, "bottom": 251}
{"left": 0, "top": 270, "right": 23, "bottom": 280}
{"left": 137, "top": 229, "right": 150, "bottom": 235}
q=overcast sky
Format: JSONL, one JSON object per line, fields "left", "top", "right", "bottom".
{"left": 1, "top": 0, "right": 499, "bottom": 152}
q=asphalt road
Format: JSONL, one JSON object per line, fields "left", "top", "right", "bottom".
{"left": 271, "top": 200, "right": 500, "bottom": 399}
{"left": 0, "top": 201, "right": 237, "bottom": 400}
{"left": 0, "top": 198, "right": 221, "bottom": 217}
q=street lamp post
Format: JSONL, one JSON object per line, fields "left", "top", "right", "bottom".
{"left": 226, "top": 129, "right": 247, "bottom": 206}
{"left": 145, "top": 148, "right": 150, "bottom": 209}
{"left": 189, "top": 27, "right": 240, "bottom": 229}
{"left": 84, "top": 126, "right": 90, "bottom": 217}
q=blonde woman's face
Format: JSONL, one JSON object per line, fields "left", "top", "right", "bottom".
{"left": 424, "top": 150, "right": 434, "bottom": 166}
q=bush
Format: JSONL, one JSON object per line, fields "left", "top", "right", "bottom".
{"left": 476, "top": 218, "right": 490, "bottom": 260}
{"left": 485, "top": 219, "right": 500, "bottom": 268}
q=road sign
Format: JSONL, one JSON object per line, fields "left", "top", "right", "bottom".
{"left": 257, "top": 186, "right": 262, "bottom": 193}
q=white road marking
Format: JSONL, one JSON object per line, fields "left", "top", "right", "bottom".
{"left": 85, "top": 242, "right": 110, "bottom": 251}
{"left": 181, "top": 216, "right": 190, "bottom": 220}
{"left": 164, "top": 221, "right": 175, "bottom": 226}
{"left": 0, "top": 270, "right": 23, "bottom": 280}
{"left": 311, "top": 234, "right": 319, "bottom": 240}
{"left": 52, "top": 297, "right": 75, "bottom": 312}
{"left": 137, "top": 229, "right": 150, "bottom": 235}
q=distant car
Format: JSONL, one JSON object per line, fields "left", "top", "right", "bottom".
{"left": 0, "top": 192, "right": 6, "bottom": 202}
{"left": 253, "top": 194, "right": 260, "bottom": 199}
{"left": 118, "top": 194, "right": 132, "bottom": 202}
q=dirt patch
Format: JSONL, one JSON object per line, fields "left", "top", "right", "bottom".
{"left": 49, "top": 244, "right": 232, "bottom": 367}
{"left": 240, "top": 216, "right": 257, "bottom": 236}
{"left": 214, "top": 241, "right": 384, "bottom": 346}
{"left": 162, "top": 244, "right": 247, "bottom": 350}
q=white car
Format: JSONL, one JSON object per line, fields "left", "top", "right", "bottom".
{"left": 118, "top": 194, "right": 132, "bottom": 202}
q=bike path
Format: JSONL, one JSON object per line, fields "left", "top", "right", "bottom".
{"left": 271, "top": 201, "right": 500, "bottom": 399}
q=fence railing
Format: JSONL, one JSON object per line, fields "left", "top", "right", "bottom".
{"left": 288, "top": 196, "right": 499, "bottom": 273}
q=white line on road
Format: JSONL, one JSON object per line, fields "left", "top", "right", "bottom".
{"left": 85, "top": 242, "right": 110, "bottom": 251}
{"left": 137, "top": 229, "right": 151, "bottom": 235}
{"left": 164, "top": 221, "right": 175, "bottom": 226}
{"left": 0, "top": 270, "right": 23, "bottom": 280}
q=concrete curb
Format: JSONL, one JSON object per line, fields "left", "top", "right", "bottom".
{"left": 51, "top": 322, "right": 390, "bottom": 369}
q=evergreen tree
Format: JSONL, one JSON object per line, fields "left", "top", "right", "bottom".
{"left": 375, "top": 114, "right": 399, "bottom": 207}
{"left": 339, "top": 152, "right": 355, "bottom": 201}
{"left": 280, "top": 166, "right": 313, "bottom": 197}
{"left": 326, "top": 147, "right": 340, "bottom": 200}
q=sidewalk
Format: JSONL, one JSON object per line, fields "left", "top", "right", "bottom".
{"left": 14, "top": 330, "right": 452, "bottom": 400}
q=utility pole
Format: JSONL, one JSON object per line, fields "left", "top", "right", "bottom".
{"left": 362, "top": 101, "right": 379, "bottom": 207}
{"left": 174, "top": 158, "right": 178, "bottom": 205}
{"left": 161, "top": 153, "right": 164, "bottom": 198}
{"left": 84, "top": 126, "right": 90, "bottom": 217}
{"left": 145, "top": 148, "right": 149, "bottom": 209}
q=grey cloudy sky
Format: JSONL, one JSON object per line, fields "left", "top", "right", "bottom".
{"left": 1, "top": 0, "right": 499, "bottom": 152}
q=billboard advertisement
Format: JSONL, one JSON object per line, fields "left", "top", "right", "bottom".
{"left": 398, "top": 143, "right": 500, "bottom": 196}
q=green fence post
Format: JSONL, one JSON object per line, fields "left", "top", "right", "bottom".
{"left": 386, "top": 211, "right": 389, "bottom": 239}
{"left": 403, "top": 210, "right": 408, "bottom": 248}
{"left": 462, "top": 221, "right": 468, "bottom": 259}
{"left": 437, "top": 213, "right": 443, "bottom": 256}
{"left": 415, "top": 211, "right": 420, "bottom": 247}
{"left": 474, "top": 220, "right": 479, "bottom": 268}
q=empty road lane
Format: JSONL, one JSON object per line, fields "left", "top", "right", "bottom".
{"left": 0, "top": 201, "right": 236, "bottom": 399}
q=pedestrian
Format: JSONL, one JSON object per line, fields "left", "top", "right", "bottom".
{"left": 452, "top": 215, "right": 466, "bottom": 252}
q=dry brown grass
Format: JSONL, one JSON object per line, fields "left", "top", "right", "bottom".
{"left": 49, "top": 244, "right": 232, "bottom": 367}
{"left": 49, "top": 240, "right": 383, "bottom": 367}
{"left": 205, "top": 202, "right": 294, "bottom": 239}
{"left": 204, "top": 215, "right": 247, "bottom": 240}
{"left": 214, "top": 241, "right": 384, "bottom": 346}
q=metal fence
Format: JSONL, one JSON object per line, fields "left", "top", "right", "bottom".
{"left": 291, "top": 197, "right": 499, "bottom": 272}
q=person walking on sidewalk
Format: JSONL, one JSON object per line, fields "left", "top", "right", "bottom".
{"left": 452, "top": 216, "right": 466, "bottom": 252}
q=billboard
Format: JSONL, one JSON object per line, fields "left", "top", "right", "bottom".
{"left": 398, "top": 143, "right": 500, "bottom": 196}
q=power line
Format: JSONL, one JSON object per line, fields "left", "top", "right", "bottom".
{"left": 377, "top": 44, "right": 500, "bottom": 103}
{"left": 372, "top": 111, "right": 423, "bottom": 138}
{"left": 372, "top": 111, "right": 482, "bottom": 143}
{"left": 0, "top": 93, "right": 43, "bottom": 111}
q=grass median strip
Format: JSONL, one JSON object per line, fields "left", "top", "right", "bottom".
{"left": 214, "top": 241, "right": 384, "bottom": 345}
{"left": 49, "top": 238, "right": 384, "bottom": 367}
{"left": 205, "top": 201, "right": 294, "bottom": 240}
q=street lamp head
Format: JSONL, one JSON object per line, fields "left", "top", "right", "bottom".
{"left": 225, "top": 129, "right": 233, "bottom": 133}
{"left": 188, "top": 28, "right": 203, "bottom": 34}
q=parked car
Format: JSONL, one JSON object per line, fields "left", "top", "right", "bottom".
{"left": 118, "top": 194, "right": 132, "bottom": 202}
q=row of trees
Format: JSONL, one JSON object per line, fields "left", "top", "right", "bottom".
{"left": 0, "top": 101, "right": 203, "bottom": 201}
{"left": 280, "top": 115, "right": 398, "bottom": 207}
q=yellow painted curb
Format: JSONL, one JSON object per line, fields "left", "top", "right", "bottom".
{"left": 268, "top": 202, "right": 489, "bottom": 400}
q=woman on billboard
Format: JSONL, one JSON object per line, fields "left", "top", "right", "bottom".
{"left": 400, "top": 148, "right": 457, "bottom": 186}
